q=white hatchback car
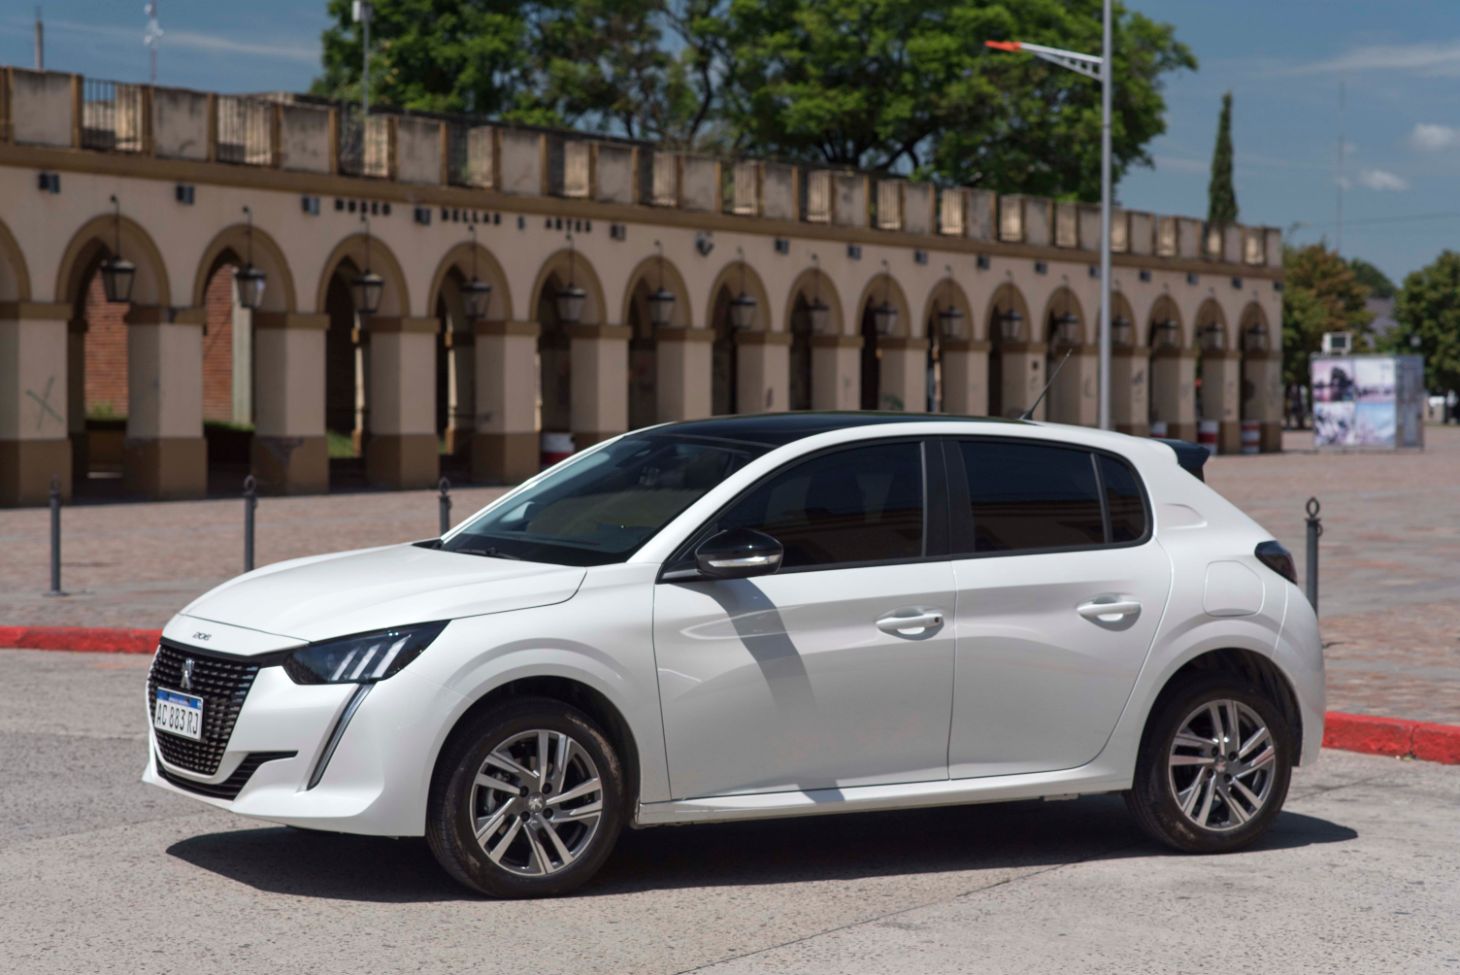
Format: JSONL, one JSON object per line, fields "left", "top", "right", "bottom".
{"left": 144, "top": 414, "right": 1323, "bottom": 897}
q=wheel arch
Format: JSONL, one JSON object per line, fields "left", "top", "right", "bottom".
{"left": 1146, "top": 646, "right": 1305, "bottom": 762}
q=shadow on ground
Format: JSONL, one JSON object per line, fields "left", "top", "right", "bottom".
{"left": 166, "top": 796, "right": 1357, "bottom": 903}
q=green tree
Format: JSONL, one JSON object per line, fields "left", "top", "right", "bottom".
{"left": 1206, "top": 91, "right": 1237, "bottom": 225}
{"left": 719, "top": 0, "right": 1195, "bottom": 197}
{"left": 1348, "top": 257, "right": 1396, "bottom": 300}
{"left": 1391, "top": 250, "right": 1460, "bottom": 397}
{"left": 1282, "top": 243, "right": 1374, "bottom": 388}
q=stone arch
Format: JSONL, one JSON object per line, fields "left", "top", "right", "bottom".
{"left": 426, "top": 242, "right": 512, "bottom": 463}
{"left": 315, "top": 232, "right": 410, "bottom": 316}
{"left": 1039, "top": 286, "right": 1089, "bottom": 424}
{"left": 1146, "top": 293, "right": 1184, "bottom": 348}
{"left": 986, "top": 282, "right": 1032, "bottom": 343}
{"left": 919, "top": 277, "right": 975, "bottom": 342}
{"left": 704, "top": 258, "right": 772, "bottom": 332}
{"left": 922, "top": 276, "right": 975, "bottom": 413}
{"left": 0, "top": 217, "right": 32, "bottom": 301}
{"left": 1107, "top": 290, "right": 1138, "bottom": 347}
{"left": 853, "top": 271, "right": 913, "bottom": 339}
{"left": 1192, "top": 296, "right": 1229, "bottom": 351}
{"left": 783, "top": 266, "right": 845, "bottom": 337}
{"left": 55, "top": 212, "right": 171, "bottom": 308}
{"left": 784, "top": 264, "right": 844, "bottom": 412}
{"left": 623, "top": 250, "right": 692, "bottom": 429}
{"left": 530, "top": 246, "right": 608, "bottom": 326}
{"left": 1039, "top": 286, "right": 1087, "bottom": 346}
{"left": 427, "top": 241, "right": 513, "bottom": 324}
{"left": 854, "top": 270, "right": 916, "bottom": 411}
{"left": 192, "top": 223, "right": 296, "bottom": 313}
{"left": 1238, "top": 301, "right": 1270, "bottom": 350}
{"left": 621, "top": 252, "right": 691, "bottom": 329}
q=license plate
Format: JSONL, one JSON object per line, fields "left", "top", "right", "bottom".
{"left": 154, "top": 688, "right": 205, "bottom": 742}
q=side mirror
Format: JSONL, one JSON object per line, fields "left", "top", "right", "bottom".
{"left": 694, "top": 528, "right": 783, "bottom": 579}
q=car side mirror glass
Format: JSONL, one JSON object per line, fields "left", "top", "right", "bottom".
{"left": 694, "top": 528, "right": 784, "bottom": 579}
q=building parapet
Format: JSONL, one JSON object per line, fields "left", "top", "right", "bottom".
{"left": 0, "top": 65, "right": 1282, "bottom": 270}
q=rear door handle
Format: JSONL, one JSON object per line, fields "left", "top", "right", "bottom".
{"left": 876, "top": 609, "right": 945, "bottom": 636}
{"left": 1077, "top": 598, "right": 1142, "bottom": 622}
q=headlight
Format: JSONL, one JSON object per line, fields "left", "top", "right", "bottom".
{"left": 283, "top": 621, "right": 448, "bottom": 685}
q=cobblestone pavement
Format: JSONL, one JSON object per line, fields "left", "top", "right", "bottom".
{"left": 2, "top": 426, "right": 1457, "bottom": 723}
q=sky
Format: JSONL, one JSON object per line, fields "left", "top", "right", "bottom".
{"left": 3, "top": 1, "right": 1459, "bottom": 285}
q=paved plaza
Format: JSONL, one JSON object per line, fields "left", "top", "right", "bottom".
{"left": 2, "top": 426, "right": 1459, "bottom": 724}
{"left": 0, "top": 648, "right": 1455, "bottom": 975}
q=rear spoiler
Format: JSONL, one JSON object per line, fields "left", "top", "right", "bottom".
{"left": 1157, "top": 438, "right": 1208, "bottom": 481}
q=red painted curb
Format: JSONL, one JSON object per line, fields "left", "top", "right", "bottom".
{"left": 2, "top": 630, "right": 1459, "bottom": 765}
{"left": 1323, "top": 711, "right": 1460, "bottom": 766}
{"left": 0, "top": 626, "right": 162, "bottom": 654}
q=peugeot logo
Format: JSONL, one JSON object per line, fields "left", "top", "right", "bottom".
{"left": 180, "top": 658, "right": 195, "bottom": 692}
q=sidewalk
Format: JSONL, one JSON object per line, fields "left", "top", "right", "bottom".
{"left": 2, "top": 427, "right": 1458, "bottom": 725}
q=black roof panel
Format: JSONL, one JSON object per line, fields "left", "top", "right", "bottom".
{"left": 640, "top": 412, "right": 1026, "bottom": 448}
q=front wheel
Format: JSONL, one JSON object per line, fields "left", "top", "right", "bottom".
{"left": 426, "top": 698, "right": 624, "bottom": 897}
{"left": 1125, "top": 676, "right": 1293, "bottom": 853}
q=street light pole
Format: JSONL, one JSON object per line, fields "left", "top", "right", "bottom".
{"left": 986, "top": 0, "right": 1114, "bottom": 430}
{"left": 353, "top": 1, "right": 373, "bottom": 120}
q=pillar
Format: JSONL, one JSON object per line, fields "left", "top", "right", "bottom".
{"left": 124, "top": 306, "right": 206, "bottom": 500}
{"left": 445, "top": 326, "right": 476, "bottom": 455}
{"left": 1150, "top": 347, "right": 1197, "bottom": 442}
{"left": 940, "top": 340, "right": 989, "bottom": 415}
{"left": 1201, "top": 350, "right": 1242, "bottom": 453}
{"left": 0, "top": 302, "right": 73, "bottom": 505}
{"left": 472, "top": 320, "right": 539, "bottom": 483}
{"left": 1243, "top": 350, "right": 1285, "bottom": 452}
{"left": 363, "top": 315, "right": 439, "bottom": 489}
{"left": 811, "top": 335, "right": 861, "bottom": 410}
{"left": 251, "top": 312, "right": 328, "bottom": 494}
{"left": 737, "top": 330, "right": 790, "bottom": 414}
{"left": 656, "top": 327, "right": 713, "bottom": 420}
{"left": 67, "top": 317, "right": 87, "bottom": 480}
{"left": 997, "top": 341, "right": 1047, "bottom": 420}
{"left": 569, "top": 324, "right": 631, "bottom": 447}
{"left": 877, "top": 338, "right": 929, "bottom": 413}
{"left": 1047, "top": 345, "right": 1098, "bottom": 426}
{"left": 1111, "top": 347, "right": 1150, "bottom": 438}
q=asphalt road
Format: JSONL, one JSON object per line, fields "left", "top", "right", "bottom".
{"left": 2, "top": 649, "right": 1457, "bottom": 975}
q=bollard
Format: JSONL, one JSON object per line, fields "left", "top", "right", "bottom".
{"left": 438, "top": 477, "right": 452, "bottom": 536}
{"left": 45, "top": 474, "right": 64, "bottom": 597}
{"left": 1304, "top": 496, "right": 1322, "bottom": 610}
{"left": 243, "top": 475, "right": 259, "bottom": 572}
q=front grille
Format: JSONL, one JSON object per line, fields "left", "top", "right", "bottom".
{"left": 157, "top": 751, "right": 296, "bottom": 800}
{"left": 147, "top": 641, "right": 262, "bottom": 776}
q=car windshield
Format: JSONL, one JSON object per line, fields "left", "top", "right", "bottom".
{"left": 443, "top": 435, "right": 765, "bottom": 566}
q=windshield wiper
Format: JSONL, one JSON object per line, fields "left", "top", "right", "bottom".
{"left": 453, "top": 545, "right": 524, "bottom": 561}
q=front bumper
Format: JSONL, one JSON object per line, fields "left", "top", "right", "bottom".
{"left": 142, "top": 661, "right": 462, "bottom": 836}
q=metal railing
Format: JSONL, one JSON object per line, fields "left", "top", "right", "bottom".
{"left": 81, "top": 78, "right": 145, "bottom": 152}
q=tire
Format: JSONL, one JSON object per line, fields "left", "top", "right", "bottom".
{"left": 426, "top": 697, "right": 625, "bottom": 897}
{"left": 1125, "top": 674, "right": 1294, "bottom": 853}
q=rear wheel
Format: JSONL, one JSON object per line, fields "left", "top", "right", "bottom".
{"left": 426, "top": 698, "right": 624, "bottom": 897}
{"left": 1125, "top": 675, "right": 1293, "bottom": 853}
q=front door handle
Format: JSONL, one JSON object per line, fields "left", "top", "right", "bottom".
{"left": 876, "top": 609, "right": 945, "bottom": 636}
{"left": 1077, "top": 598, "right": 1142, "bottom": 623}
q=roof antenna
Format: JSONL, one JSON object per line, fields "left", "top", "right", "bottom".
{"left": 1020, "top": 348, "right": 1073, "bottom": 421}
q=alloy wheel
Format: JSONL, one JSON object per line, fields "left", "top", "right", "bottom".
{"left": 1166, "top": 699, "right": 1278, "bottom": 832}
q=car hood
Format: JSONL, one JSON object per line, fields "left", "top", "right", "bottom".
{"left": 178, "top": 543, "right": 586, "bottom": 645}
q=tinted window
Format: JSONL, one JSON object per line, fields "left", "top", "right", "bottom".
{"left": 712, "top": 442, "right": 925, "bottom": 569}
{"left": 1099, "top": 454, "right": 1148, "bottom": 543}
{"left": 960, "top": 441, "right": 1105, "bottom": 553}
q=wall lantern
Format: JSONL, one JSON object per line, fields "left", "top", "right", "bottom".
{"left": 646, "top": 240, "right": 676, "bottom": 328}
{"left": 461, "top": 224, "right": 494, "bottom": 321}
{"left": 1243, "top": 322, "right": 1269, "bottom": 352}
{"left": 556, "top": 231, "right": 587, "bottom": 325}
{"left": 99, "top": 195, "right": 136, "bottom": 304}
{"left": 997, "top": 306, "right": 1023, "bottom": 342}
{"left": 933, "top": 265, "right": 964, "bottom": 339}
{"left": 1111, "top": 314, "right": 1134, "bottom": 348}
{"left": 1154, "top": 317, "right": 1180, "bottom": 348}
{"left": 806, "top": 253, "right": 832, "bottom": 333}
{"left": 351, "top": 213, "right": 385, "bottom": 315}
{"left": 871, "top": 258, "right": 898, "bottom": 336}
{"left": 729, "top": 247, "right": 757, "bottom": 330}
{"left": 1198, "top": 320, "right": 1224, "bottom": 351}
{"left": 234, "top": 206, "right": 267, "bottom": 311}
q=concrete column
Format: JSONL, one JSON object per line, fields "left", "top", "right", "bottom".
{"left": 940, "top": 340, "right": 988, "bottom": 415}
{"left": 811, "top": 335, "right": 861, "bottom": 410}
{"left": 363, "top": 315, "right": 439, "bottom": 489}
{"left": 1046, "top": 345, "right": 1098, "bottom": 426}
{"left": 124, "top": 306, "right": 206, "bottom": 500}
{"left": 998, "top": 341, "right": 1047, "bottom": 420}
{"left": 877, "top": 337, "right": 929, "bottom": 413}
{"left": 656, "top": 328, "right": 713, "bottom": 420}
{"left": 737, "top": 331, "right": 791, "bottom": 414}
{"left": 568, "top": 324, "right": 631, "bottom": 447}
{"left": 67, "top": 318, "right": 87, "bottom": 480}
{"left": 231, "top": 300, "right": 253, "bottom": 425}
{"left": 1111, "top": 347, "right": 1150, "bottom": 438}
{"left": 1243, "top": 350, "right": 1285, "bottom": 452}
{"left": 1201, "top": 350, "right": 1242, "bottom": 453}
{"left": 0, "top": 302, "right": 73, "bottom": 505}
{"left": 251, "top": 312, "right": 328, "bottom": 494}
{"left": 446, "top": 328, "right": 476, "bottom": 455}
{"left": 472, "top": 320, "right": 539, "bottom": 483}
{"left": 1151, "top": 348, "right": 1197, "bottom": 442}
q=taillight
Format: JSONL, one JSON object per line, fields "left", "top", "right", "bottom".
{"left": 1255, "top": 540, "right": 1297, "bottom": 584}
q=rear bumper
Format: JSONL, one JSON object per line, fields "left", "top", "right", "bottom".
{"left": 142, "top": 664, "right": 461, "bottom": 836}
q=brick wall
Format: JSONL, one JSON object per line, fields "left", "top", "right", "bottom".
{"left": 202, "top": 268, "right": 235, "bottom": 422}
{"left": 83, "top": 275, "right": 128, "bottom": 418}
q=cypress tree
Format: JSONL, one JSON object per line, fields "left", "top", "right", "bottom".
{"left": 1208, "top": 92, "right": 1238, "bottom": 225}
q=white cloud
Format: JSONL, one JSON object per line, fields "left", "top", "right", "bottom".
{"left": 1411, "top": 123, "right": 1460, "bottom": 151}
{"left": 1284, "top": 39, "right": 1460, "bottom": 78}
{"left": 1152, "top": 154, "right": 1208, "bottom": 175}
{"left": 1355, "top": 168, "right": 1410, "bottom": 192}
{"left": 41, "top": 18, "right": 317, "bottom": 66}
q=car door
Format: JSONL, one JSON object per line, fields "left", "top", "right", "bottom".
{"left": 946, "top": 438, "right": 1172, "bottom": 779}
{"left": 653, "top": 438, "right": 957, "bottom": 800}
